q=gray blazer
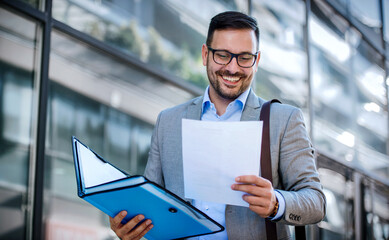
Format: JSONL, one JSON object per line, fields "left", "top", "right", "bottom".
{"left": 145, "top": 90, "right": 326, "bottom": 239}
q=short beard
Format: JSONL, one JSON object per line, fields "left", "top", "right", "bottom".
{"left": 208, "top": 68, "right": 247, "bottom": 100}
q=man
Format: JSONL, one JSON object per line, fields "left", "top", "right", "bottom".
{"left": 110, "top": 11, "right": 326, "bottom": 240}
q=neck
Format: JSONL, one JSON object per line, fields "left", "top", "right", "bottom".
{"left": 208, "top": 89, "right": 235, "bottom": 116}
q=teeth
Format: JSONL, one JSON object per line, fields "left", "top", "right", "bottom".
{"left": 223, "top": 76, "right": 240, "bottom": 82}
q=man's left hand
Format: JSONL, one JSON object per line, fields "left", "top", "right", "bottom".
{"left": 231, "top": 175, "right": 277, "bottom": 218}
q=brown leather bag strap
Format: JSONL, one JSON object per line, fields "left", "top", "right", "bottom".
{"left": 260, "top": 99, "right": 280, "bottom": 240}
{"left": 259, "top": 99, "right": 280, "bottom": 183}
{"left": 260, "top": 99, "right": 306, "bottom": 240}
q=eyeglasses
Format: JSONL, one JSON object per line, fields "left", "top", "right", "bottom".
{"left": 207, "top": 46, "right": 259, "bottom": 68}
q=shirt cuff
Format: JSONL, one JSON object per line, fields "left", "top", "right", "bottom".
{"left": 268, "top": 190, "right": 285, "bottom": 221}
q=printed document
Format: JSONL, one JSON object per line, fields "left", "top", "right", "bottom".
{"left": 182, "top": 119, "right": 262, "bottom": 207}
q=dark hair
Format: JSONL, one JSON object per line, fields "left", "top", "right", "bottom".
{"left": 206, "top": 11, "right": 260, "bottom": 49}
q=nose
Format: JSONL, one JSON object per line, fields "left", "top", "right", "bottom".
{"left": 224, "top": 56, "right": 240, "bottom": 74}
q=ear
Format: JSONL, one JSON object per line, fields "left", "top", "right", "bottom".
{"left": 201, "top": 44, "right": 208, "bottom": 66}
{"left": 253, "top": 51, "right": 261, "bottom": 72}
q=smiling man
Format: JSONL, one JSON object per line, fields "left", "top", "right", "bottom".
{"left": 203, "top": 27, "right": 259, "bottom": 115}
{"left": 109, "top": 11, "right": 326, "bottom": 240}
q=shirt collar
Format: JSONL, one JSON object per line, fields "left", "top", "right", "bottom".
{"left": 201, "top": 86, "right": 251, "bottom": 113}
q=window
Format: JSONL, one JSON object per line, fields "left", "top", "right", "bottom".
{"left": 251, "top": 0, "right": 309, "bottom": 116}
{"left": 363, "top": 182, "right": 389, "bottom": 240}
{"left": 310, "top": 4, "right": 355, "bottom": 161}
{"left": 310, "top": 1, "right": 389, "bottom": 180}
{"left": 0, "top": 7, "right": 40, "bottom": 239}
{"left": 317, "top": 168, "right": 352, "bottom": 239}
{"left": 383, "top": 0, "right": 389, "bottom": 54}
{"left": 350, "top": 0, "right": 382, "bottom": 35}
{"left": 352, "top": 39, "right": 388, "bottom": 179}
{"left": 21, "top": 0, "right": 40, "bottom": 8}
{"left": 44, "top": 29, "right": 191, "bottom": 239}
{"left": 52, "top": 0, "right": 246, "bottom": 89}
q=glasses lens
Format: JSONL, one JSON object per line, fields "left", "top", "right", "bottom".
{"left": 211, "top": 48, "right": 256, "bottom": 68}
{"left": 238, "top": 54, "right": 255, "bottom": 67}
{"left": 213, "top": 50, "right": 231, "bottom": 65}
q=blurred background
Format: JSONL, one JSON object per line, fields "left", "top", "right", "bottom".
{"left": 0, "top": 0, "right": 388, "bottom": 239}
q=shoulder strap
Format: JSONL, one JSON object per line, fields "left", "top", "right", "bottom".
{"left": 259, "top": 99, "right": 280, "bottom": 184}
{"left": 260, "top": 99, "right": 280, "bottom": 240}
{"left": 260, "top": 99, "right": 306, "bottom": 240}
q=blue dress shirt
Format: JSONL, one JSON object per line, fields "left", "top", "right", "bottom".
{"left": 193, "top": 86, "right": 285, "bottom": 239}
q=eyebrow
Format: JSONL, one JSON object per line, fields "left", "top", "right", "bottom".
{"left": 211, "top": 48, "right": 257, "bottom": 55}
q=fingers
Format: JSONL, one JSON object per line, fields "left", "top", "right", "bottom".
{"left": 231, "top": 175, "right": 276, "bottom": 218}
{"left": 235, "top": 175, "right": 271, "bottom": 187}
{"left": 231, "top": 175, "right": 272, "bottom": 196}
{"left": 232, "top": 183, "right": 273, "bottom": 210}
{"left": 231, "top": 183, "right": 273, "bottom": 199}
{"left": 116, "top": 214, "right": 145, "bottom": 238}
{"left": 123, "top": 218, "right": 153, "bottom": 240}
{"left": 110, "top": 211, "right": 127, "bottom": 231}
{"left": 109, "top": 211, "right": 153, "bottom": 240}
{"left": 242, "top": 194, "right": 267, "bottom": 207}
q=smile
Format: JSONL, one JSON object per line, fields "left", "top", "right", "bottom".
{"left": 222, "top": 75, "right": 241, "bottom": 83}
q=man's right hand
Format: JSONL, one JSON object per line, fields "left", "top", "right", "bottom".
{"left": 109, "top": 211, "right": 153, "bottom": 240}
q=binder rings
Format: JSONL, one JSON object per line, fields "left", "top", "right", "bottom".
{"left": 71, "top": 136, "right": 224, "bottom": 240}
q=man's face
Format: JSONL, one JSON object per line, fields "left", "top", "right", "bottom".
{"left": 202, "top": 29, "right": 260, "bottom": 101}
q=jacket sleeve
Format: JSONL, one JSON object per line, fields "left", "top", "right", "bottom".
{"left": 274, "top": 107, "right": 326, "bottom": 226}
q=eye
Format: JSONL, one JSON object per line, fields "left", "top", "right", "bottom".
{"left": 215, "top": 51, "right": 230, "bottom": 59}
{"left": 239, "top": 54, "right": 253, "bottom": 62}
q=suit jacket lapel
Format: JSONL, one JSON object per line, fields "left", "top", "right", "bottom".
{"left": 241, "top": 89, "right": 263, "bottom": 121}
{"left": 185, "top": 96, "right": 203, "bottom": 120}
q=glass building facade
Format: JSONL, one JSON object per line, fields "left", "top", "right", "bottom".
{"left": 0, "top": 0, "right": 388, "bottom": 239}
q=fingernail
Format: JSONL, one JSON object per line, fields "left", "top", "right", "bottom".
{"left": 138, "top": 215, "right": 145, "bottom": 221}
{"left": 121, "top": 211, "right": 127, "bottom": 217}
{"left": 236, "top": 177, "right": 240, "bottom": 181}
{"left": 146, "top": 219, "right": 152, "bottom": 225}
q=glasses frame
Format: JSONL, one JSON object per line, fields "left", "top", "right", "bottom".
{"left": 207, "top": 46, "right": 259, "bottom": 68}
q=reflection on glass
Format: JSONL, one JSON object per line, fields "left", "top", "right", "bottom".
{"left": 384, "top": 0, "right": 389, "bottom": 42}
{"left": 52, "top": 0, "right": 245, "bottom": 89}
{"left": 45, "top": 81, "right": 157, "bottom": 238}
{"left": 317, "top": 168, "right": 350, "bottom": 239}
{"left": 309, "top": 18, "right": 351, "bottom": 63}
{"left": 310, "top": 8, "right": 389, "bottom": 179}
{"left": 350, "top": 0, "right": 381, "bottom": 34}
{"left": 20, "top": 0, "right": 40, "bottom": 8}
{"left": 310, "top": 14, "right": 356, "bottom": 161}
{"left": 351, "top": 39, "right": 388, "bottom": 179}
{"left": 45, "top": 29, "right": 181, "bottom": 239}
{"left": 105, "top": 109, "right": 132, "bottom": 172}
{"left": 45, "top": 82, "right": 155, "bottom": 239}
{"left": 49, "top": 30, "right": 194, "bottom": 123}
{"left": 252, "top": 0, "right": 308, "bottom": 112}
{"left": 363, "top": 183, "right": 389, "bottom": 240}
{"left": 331, "top": 0, "right": 347, "bottom": 9}
{"left": 353, "top": 40, "right": 387, "bottom": 154}
{"left": 0, "top": 7, "right": 39, "bottom": 240}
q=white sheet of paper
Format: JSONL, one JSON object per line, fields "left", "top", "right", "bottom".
{"left": 182, "top": 119, "right": 263, "bottom": 207}
{"left": 77, "top": 142, "right": 127, "bottom": 188}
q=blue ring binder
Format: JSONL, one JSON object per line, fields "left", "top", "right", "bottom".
{"left": 71, "top": 136, "right": 224, "bottom": 240}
